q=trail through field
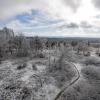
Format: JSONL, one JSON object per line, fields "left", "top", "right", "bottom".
{"left": 0, "top": 57, "right": 85, "bottom": 100}
{"left": 74, "top": 63, "right": 84, "bottom": 79}
{"left": 54, "top": 62, "right": 84, "bottom": 100}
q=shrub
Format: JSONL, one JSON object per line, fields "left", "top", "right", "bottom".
{"left": 34, "top": 53, "right": 45, "bottom": 58}
{"left": 0, "top": 79, "right": 24, "bottom": 100}
{"left": 84, "top": 52, "right": 90, "bottom": 57}
{"left": 37, "top": 53, "right": 44, "bottom": 58}
{"left": 32, "top": 63, "right": 37, "bottom": 70}
{"left": 82, "top": 66, "right": 100, "bottom": 81}
{"left": 3, "top": 79, "right": 22, "bottom": 92}
{"left": 83, "top": 57, "right": 100, "bottom": 66}
{"left": 17, "top": 63, "right": 27, "bottom": 70}
{"left": 19, "top": 87, "right": 32, "bottom": 100}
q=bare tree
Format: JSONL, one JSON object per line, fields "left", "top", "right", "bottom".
{"left": 30, "top": 36, "right": 43, "bottom": 57}
{"left": 12, "top": 34, "right": 30, "bottom": 57}
{"left": 71, "top": 41, "right": 78, "bottom": 50}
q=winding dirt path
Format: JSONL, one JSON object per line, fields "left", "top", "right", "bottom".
{"left": 54, "top": 62, "right": 80, "bottom": 100}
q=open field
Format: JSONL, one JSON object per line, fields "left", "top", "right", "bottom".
{"left": 0, "top": 32, "right": 100, "bottom": 100}
{"left": 1, "top": 0, "right": 100, "bottom": 99}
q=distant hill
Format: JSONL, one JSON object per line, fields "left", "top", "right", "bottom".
{"left": 47, "top": 37, "right": 100, "bottom": 43}
{"left": 26, "top": 36, "right": 100, "bottom": 43}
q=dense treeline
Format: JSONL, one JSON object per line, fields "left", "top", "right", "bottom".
{"left": 0, "top": 27, "right": 93, "bottom": 61}
{"left": 0, "top": 28, "right": 67, "bottom": 59}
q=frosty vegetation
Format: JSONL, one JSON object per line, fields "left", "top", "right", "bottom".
{"left": 0, "top": 27, "right": 100, "bottom": 100}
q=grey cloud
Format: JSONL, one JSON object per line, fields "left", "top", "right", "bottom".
{"left": 80, "top": 21, "right": 93, "bottom": 28}
{"left": 92, "top": 0, "right": 100, "bottom": 9}
{"left": 58, "top": 22, "right": 79, "bottom": 29}
{"left": 95, "top": 15, "right": 100, "bottom": 19}
{"left": 67, "top": 23, "right": 79, "bottom": 28}
{"left": 58, "top": 22, "right": 93, "bottom": 30}
{"left": 63, "top": 0, "right": 82, "bottom": 12}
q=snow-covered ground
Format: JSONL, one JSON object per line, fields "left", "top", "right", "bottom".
{"left": 0, "top": 58, "right": 62, "bottom": 100}
{"left": 1, "top": 49, "right": 99, "bottom": 100}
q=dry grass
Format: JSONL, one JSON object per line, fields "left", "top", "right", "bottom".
{"left": 47, "top": 54, "right": 76, "bottom": 88}
{"left": 82, "top": 57, "right": 100, "bottom": 66}
{"left": 82, "top": 66, "right": 100, "bottom": 83}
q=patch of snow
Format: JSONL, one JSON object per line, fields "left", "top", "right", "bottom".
{"left": 74, "top": 63, "right": 82, "bottom": 73}
{"left": 21, "top": 71, "right": 35, "bottom": 83}
{"left": 74, "top": 63, "right": 86, "bottom": 82}
{"left": 36, "top": 65, "right": 46, "bottom": 72}
{"left": 40, "top": 84, "right": 60, "bottom": 100}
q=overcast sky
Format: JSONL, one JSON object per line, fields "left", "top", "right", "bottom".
{"left": 0, "top": 0, "right": 100, "bottom": 37}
